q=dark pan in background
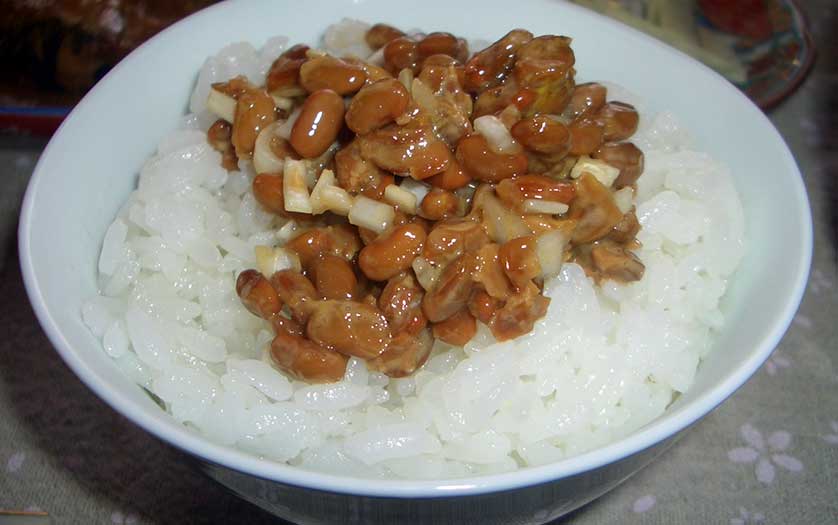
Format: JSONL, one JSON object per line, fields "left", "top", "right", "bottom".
{"left": 0, "top": 0, "right": 815, "bottom": 135}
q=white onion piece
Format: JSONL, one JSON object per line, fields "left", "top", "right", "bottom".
{"left": 411, "top": 78, "right": 437, "bottom": 115}
{"left": 305, "top": 48, "right": 328, "bottom": 59}
{"left": 570, "top": 156, "right": 620, "bottom": 188}
{"left": 322, "top": 187, "right": 353, "bottom": 216}
{"left": 535, "top": 229, "right": 570, "bottom": 279}
{"left": 522, "top": 199, "right": 569, "bottom": 215}
{"left": 311, "top": 169, "right": 353, "bottom": 216}
{"left": 271, "top": 95, "right": 295, "bottom": 111}
{"left": 206, "top": 88, "right": 236, "bottom": 123}
{"left": 482, "top": 193, "right": 530, "bottom": 243}
{"left": 398, "top": 178, "right": 432, "bottom": 204}
{"left": 253, "top": 122, "right": 285, "bottom": 175}
{"left": 304, "top": 142, "right": 340, "bottom": 189}
{"left": 277, "top": 107, "right": 301, "bottom": 140}
{"left": 474, "top": 115, "right": 522, "bottom": 155}
{"left": 277, "top": 220, "right": 304, "bottom": 243}
{"left": 255, "top": 246, "right": 301, "bottom": 276}
{"left": 454, "top": 183, "right": 478, "bottom": 216}
{"left": 349, "top": 196, "right": 395, "bottom": 234}
{"left": 383, "top": 185, "right": 418, "bottom": 214}
{"left": 497, "top": 104, "right": 522, "bottom": 130}
{"left": 455, "top": 181, "right": 478, "bottom": 202}
{"left": 613, "top": 187, "right": 634, "bottom": 214}
{"left": 398, "top": 68, "right": 414, "bottom": 92}
{"left": 412, "top": 257, "right": 440, "bottom": 291}
{"left": 309, "top": 169, "right": 337, "bottom": 214}
{"left": 282, "top": 159, "right": 313, "bottom": 213}
{"left": 367, "top": 47, "right": 386, "bottom": 66}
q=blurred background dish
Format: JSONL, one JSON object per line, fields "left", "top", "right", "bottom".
{"left": 0, "top": 0, "right": 815, "bottom": 136}
{"left": 572, "top": 0, "right": 815, "bottom": 108}
{"left": 0, "top": 0, "right": 217, "bottom": 134}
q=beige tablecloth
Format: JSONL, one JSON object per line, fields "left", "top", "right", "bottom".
{"left": 1, "top": 4, "right": 837, "bottom": 523}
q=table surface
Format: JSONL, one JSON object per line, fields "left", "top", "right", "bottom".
{"left": 1, "top": 5, "right": 837, "bottom": 524}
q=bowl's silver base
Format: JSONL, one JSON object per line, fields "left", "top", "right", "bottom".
{"left": 201, "top": 432, "right": 681, "bottom": 525}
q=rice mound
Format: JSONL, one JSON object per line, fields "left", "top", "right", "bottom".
{"left": 82, "top": 20, "right": 744, "bottom": 479}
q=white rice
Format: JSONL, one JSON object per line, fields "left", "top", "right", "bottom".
{"left": 82, "top": 20, "right": 745, "bottom": 479}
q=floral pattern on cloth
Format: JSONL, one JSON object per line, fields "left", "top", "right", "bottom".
{"left": 5, "top": 451, "right": 25, "bottom": 473}
{"left": 111, "top": 512, "right": 139, "bottom": 525}
{"left": 631, "top": 495, "right": 657, "bottom": 514}
{"left": 792, "top": 314, "right": 813, "bottom": 330}
{"left": 808, "top": 269, "right": 833, "bottom": 295}
{"left": 763, "top": 351, "right": 791, "bottom": 376}
{"left": 728, "top": 424, "right": 804, "bottom": 484}
{"left": 822, "top": 422, "right": 838, "bottom": 445}
{"left": 730, "top": 507, "right": 766, "bottom": 525}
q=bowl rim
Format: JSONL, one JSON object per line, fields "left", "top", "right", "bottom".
{"left": 18, "top": 0, "right": 813, "bottom": 498}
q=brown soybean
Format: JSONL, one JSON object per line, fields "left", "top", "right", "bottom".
{"left": 383, "top": 37, "right": 419, "bottom": 74}
{"left": 568, "top": 118, "right": 604, "bottom": 156}
{"left": 456, "top": 134, "right": 528, "bottom": 182}
{"left": 359, "top": 224, "right": 427, "bottom": 281}
{"left": 498, "top": 235, "right": 541, "bottom": 288}
{"left": 270, "top": 330, "right": 347, "bottom": 383}
{"left": 312, "top": 255, "right": 358, "bottom": 300}
{"left": 432, "top": 309, "right": 477, "bottom": 346}
{"left": 417, "top": 32, "right": 463, "bottom": 59}
{"left": 236, "top": 269, "right": 282, "bottom": 319}
{"left": 300, "top": 56, "right": 367, "bottom": 95}
{"left": 306, "top": 300, "right": 391, "bottom": 359}
{"left": 593, "top": 142, "right": 644, "bottom": 188}
{"left": 427, "top": 160, "right": 472, "bottom": 190}
{"left": 365, "top": 23, "right": 405, "bottom": 50}
{"left": 345, "top": 79, "right": 410, "bottom": 134}
{"left": 566, "top": 82, "right": 607, "bottom": 118}
{"left": 596, "top": 102, "right": 639, "bottom": 141}
{"left": 290, "top": 89, "right": 345, "bottom": 158}
{"left": 511, "top": 115, "right": 570, "bottom": 155}
{"left": 419, "top": 188, "right": 459, "bottom": 220}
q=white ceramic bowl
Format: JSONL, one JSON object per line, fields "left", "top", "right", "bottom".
{"left": 19, "top": 0, "right": 811, "bottom": 523}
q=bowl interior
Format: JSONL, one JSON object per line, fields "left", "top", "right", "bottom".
{"left": 19, "top": 0, "right": 811, "bottom": 497}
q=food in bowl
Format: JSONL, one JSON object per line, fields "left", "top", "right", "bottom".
{"left": 229, "top": 25, "right": 644, "bottom": 381}
{"left": 81, "top": 18, "right": 744, "bottom": 478}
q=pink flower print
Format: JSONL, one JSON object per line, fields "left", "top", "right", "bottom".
{"left": 632, "top": 495, "right": 656, "bottom": 513}
{"left": 764, "top": 352, "right": 791, "bottom": 376}
{"left": 728, "top": 424, "right": 803, "bottom": 484}
{"left": 792, "top": 314, "right": 812, "bottom": 329}
{"left": 6, "top": 451, "right": 25, "bottom": 473}
{"left": 111, "top": 511, "right": 138, "bottom": 524}
{"left": 809, "top": 269, "right": 833, "bottom": 295}
{"left": 799, "top": 118, "right": 818, "bottom": 145}
{"left": 531, "top": 508, "right": 568, "bottom": 522}
{"left": 823, "top": 421, "right": 838, "bottom": 445}
{"left": 730, "top": 507, "right": 765, "bottom": 525}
